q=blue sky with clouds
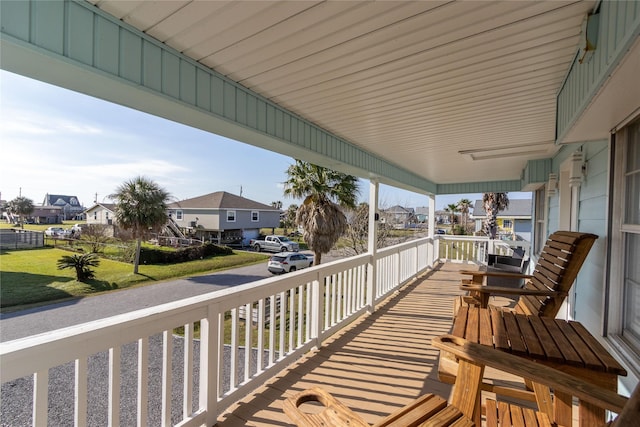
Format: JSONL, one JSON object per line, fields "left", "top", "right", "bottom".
{"left": 0, "top": 70, "right": 530, "bottom": 211}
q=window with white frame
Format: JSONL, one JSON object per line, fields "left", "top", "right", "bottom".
{"left": 227, "top": 210, "right": 236, "bottom": 222}
{"left": 502, "top": 219, "right": 513, "bottom": 229}
{"left": 175, "top": 210, "right": 183, "bottom": 220}
{"left": 608, "top": 117, "right": 640, "bottom": 369}
{"left": 251, "top": 211, "right": 259, "bottom": 222}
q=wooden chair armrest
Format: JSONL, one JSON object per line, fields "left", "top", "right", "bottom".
{"left": 432, "top": 335, "right": 628, "bottom": 414}
{"left": 282, "top": 387, "right": 369, "bottom": 427}
{"left": 460, "top": 270, "right": 532, "bottom": 279}
{"left": 460, "top": 284, "right": 565, "bottom": 297}
{"left": 284, "top": 387, "right": 461, "bottom": 427}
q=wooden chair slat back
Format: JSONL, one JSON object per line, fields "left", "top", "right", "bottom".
{"left": 517, "top": 231, "right": 597, "bottom": 317}
{"left": 536, "top": 257, "right": 566, "bottom": 277}
{"left": 516, "top": 295, "right": 543, "bottom": 316}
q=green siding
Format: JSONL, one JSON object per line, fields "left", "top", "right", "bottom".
{"left": 522, "top": 158, "right": 552, "bottom": 187}
{"left": 557, "top": 1, "right": 640, "bottom": 142}
{"left": 574, "top": 141, "right": 609, "bottom": 333}
{"left": 436, "top": 180, "right": 522, "bottom": 195}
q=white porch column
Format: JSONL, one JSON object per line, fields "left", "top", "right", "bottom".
{"left": 366, "top": 179, "right": 379, "bottom": 313}
{"left": 428, "top": 194, "right": 437, "bottom": 265}
{"left": 428, "top": 195, "right": 436, "bottom": 239}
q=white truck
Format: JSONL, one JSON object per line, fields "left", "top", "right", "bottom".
{"left": 250, "top": 235, "right": 300, "bottom": 253}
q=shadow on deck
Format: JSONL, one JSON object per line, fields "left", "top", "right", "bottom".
{"left": 217, "top": 262, "right": 475, "bottom": 426}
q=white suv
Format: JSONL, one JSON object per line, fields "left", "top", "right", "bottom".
{"left": 267, "top": 252, "right": 314, "bottom": 274}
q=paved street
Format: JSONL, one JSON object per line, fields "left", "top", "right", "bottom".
{"left": 0, "top": 254, "right": 305, "bottom": 426}
{"left": 0, "top": 250, "right": 336, "bottom": 342}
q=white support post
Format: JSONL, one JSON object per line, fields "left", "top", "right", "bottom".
{"left": 199, "top": 304, "right": 219, "bottom": 427}
{"left": 312, "top": 271, "right": 323, "bottom": 348}
{"left": 33, "top": 370, "right": 49, "bottom": 427}
{"left": 367, "top": 179, "right": 379, "bottom": 313}
{"left": 428, "top": 195, "right": 436, "bottom": 265}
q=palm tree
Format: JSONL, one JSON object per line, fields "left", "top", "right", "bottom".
{"left": 457, "top": 198, "right": 473, "bottom": 234}
{"left": 283, "top": 160, "right": 359, "bottom": 265}
{"left": 110, "top": 176, "right": 172, "bottom": 273}
{"left": 57, "top": 253, "right": 100, "bottom": 282}
{"left": 445, "top": 203, "right": 459, "bottom": 226}
{"left": 7, "top": 196, "right": 34, "bottom": 228}
{"left": 482, "top": 192, "right": 509, "bottom": 239}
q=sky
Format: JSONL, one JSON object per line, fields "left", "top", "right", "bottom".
{"left": 0, "top": 70, "right": 530, "bottom": 212}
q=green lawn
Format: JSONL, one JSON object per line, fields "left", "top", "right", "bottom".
{"left": 0, "top": 247, "right": 269, "bottom": 312}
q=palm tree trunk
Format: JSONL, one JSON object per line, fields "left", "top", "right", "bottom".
{"left": 314, "top": 251, "right": 322, "bottom": 265}
{"left": 133, "top": 237, "right": 142, "bottom": 274}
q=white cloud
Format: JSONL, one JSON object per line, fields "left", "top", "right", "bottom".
{"left": 73, "top": 159, "right": 189, "bottom": 182}
{"left": 1, "top": 108, "right": 103, "bottom": 137}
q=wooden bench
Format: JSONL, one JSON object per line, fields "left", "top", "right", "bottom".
{"left": 456, "top": 231, "right": 597, "bottom": 317}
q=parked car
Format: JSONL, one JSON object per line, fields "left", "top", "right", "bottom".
{"left": 250, "top": 235, "right": 300, "bottom": 253}
{"left": 70, "top": 224, "right": 83, "bottom": 236}
{"left": 267, "top": 252, "right": 314, "bottom": 274}
{"left": 436, "top": 229, "right": 446, "bottom": 234}
{"left": 44, "top": 227, "right": 65, "bottom": 237}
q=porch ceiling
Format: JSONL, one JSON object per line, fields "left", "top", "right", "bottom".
{"left": 89, "top": 0, "right": 595, "bottom": 186}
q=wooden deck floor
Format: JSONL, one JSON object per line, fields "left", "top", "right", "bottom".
{"left": 216, "top": 262, "right": 481, "bottom": 426}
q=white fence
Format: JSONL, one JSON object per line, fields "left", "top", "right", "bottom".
{"left": 1, "top": 237, "right": 438, "bottom": 427}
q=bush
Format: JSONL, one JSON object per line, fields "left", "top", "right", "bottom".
{"left": 57, "top": 253, "right": 100, "bottom": 282}
{"left": 139, "top": 243, "right": 233, "bottom": 264}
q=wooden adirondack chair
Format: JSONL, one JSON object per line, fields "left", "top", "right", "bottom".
{"left": 283, "top": 335, "right": 637, "bottom": 427}
{"left": 456, "top": 231, "right": 597, "bottom": 317}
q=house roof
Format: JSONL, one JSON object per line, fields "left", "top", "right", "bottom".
{"left": 385, "top": 205, "right": 415, "bottom": 214}
{"left": 168, "top": 192, "right": 278, "bottom": 211}
{"left": 84, "top": 203, "right": 116, "bottom": 213}
{"left": 415, "top": 207, "right": 429, "bottom": 215}
{"left": 471, "top": 199, "right": 532, "bottom": 218}
{"left": 43, "top": 194, "right": 83, "bottom": 207}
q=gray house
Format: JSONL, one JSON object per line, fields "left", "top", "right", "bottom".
{"left": 471, "top": 199, "right": 533, "bottom": 241}
{"left": 42, "top": 194, "right": 85, "bottom": 220}
{"left": 382, "top": 205, "right": 416, "bottom": 229}
{"left": 167, "top": 192, "right": 280, "bottom": 245}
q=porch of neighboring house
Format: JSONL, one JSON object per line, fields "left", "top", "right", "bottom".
{"left": 217, "top": 263, "right": 530, "bottom": 427}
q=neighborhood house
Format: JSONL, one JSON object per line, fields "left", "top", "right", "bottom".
{"left": 84, "top": 203, "right": 116, "bottom": 226}
{"left": 471, "top": 199, "right": 533, "bottom": 241}
{"left": 167, "top": 191, "right": 280, "bottom": 245}
{"left": 42, "top": 194, "right": 85, "bottom": 221}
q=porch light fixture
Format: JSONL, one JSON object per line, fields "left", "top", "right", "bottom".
{"left": 547, "top": 173, "right": 558, "bottom": 197}
{"left": 569, "top": 152, "right": 585, "bottom": 188}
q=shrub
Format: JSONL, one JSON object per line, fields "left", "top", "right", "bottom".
{"left": 138, "top": 243, "right": 233, "bottom": 264}
{"left": 57, "top": 253, "right": 101, "bottom": 282}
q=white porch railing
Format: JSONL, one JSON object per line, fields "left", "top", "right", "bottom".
{"left": 0, "top": 237, "right": 439, "bottom": 427}
{"left": 436, "top": 235, "right": 530, "bottom": 266}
